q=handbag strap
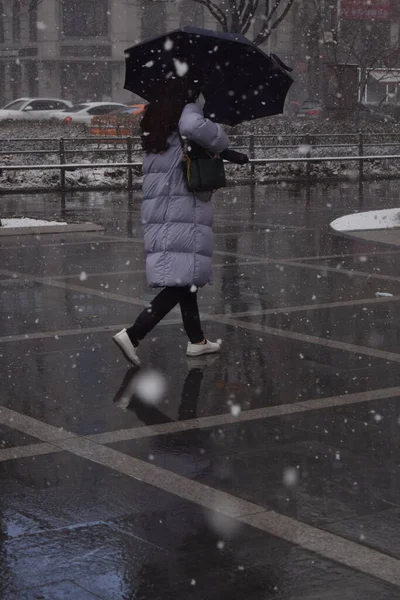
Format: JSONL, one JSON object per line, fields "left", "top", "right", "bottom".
{"left": 179, "top": 133, "right": 218, "bottom": 160}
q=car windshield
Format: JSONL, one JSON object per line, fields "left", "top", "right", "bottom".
{"left": 64, "top": 104, "right": 89, "bottom": 113}
{"left": 3, "top": 100, "right": 27, "bottom": 111}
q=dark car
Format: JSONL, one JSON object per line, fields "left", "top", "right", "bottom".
{"left": 357, "top": 103, "right": 397, "bottom": 123}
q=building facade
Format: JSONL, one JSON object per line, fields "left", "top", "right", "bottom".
{"left": 0, "top": 0, "right": 295, "bottom": 107}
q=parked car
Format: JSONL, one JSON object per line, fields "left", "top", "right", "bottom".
{"left": 0, "top": 98, "right": 72, "bottom": 121}
{"left": 51, "top": 102, "right": 128, "bottom": 125}
{"left": 89, "top": 104, "right": 146, "bottom": 136}
{"left": 298, "top": 100, "right": 323, "bottom": 118}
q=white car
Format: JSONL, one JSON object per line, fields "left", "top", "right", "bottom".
{"left": 51, "top": 102, "right": 128, "bottom": 124}
{"left": 0, "top": 98, "right": 72, "bottom": 121}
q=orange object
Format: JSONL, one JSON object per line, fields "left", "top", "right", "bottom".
{"left": 89, "top": 104, "right": 146, "bottom": 137}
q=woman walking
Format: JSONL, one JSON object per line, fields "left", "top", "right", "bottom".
{"left": 113, "top": 75, "right": 229, "bottom": 367}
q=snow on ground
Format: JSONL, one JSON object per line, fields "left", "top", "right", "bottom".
{"left": 1, "top": 118, "right": 400, "bottom": 190}
{"left": 1, "top": 218, "right": 67, "bottom": 228}
{"left": 331, "top": 208, "right": 400, "bottom": 232}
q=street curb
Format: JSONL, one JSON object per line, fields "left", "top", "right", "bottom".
{"left": 0, "top": 222, "right": 104, "bottom": 236}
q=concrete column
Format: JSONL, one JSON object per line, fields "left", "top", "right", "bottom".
{"left": 36, "top": 0, "right": 59, "bottom": 61}
{"left": 166, "top": 0, "right": 181, "bottom": 30}
{"left": 37, "top": 61, "right": 60, "bottom": 97}
{"left": 3, "top": 62, "right": 13, "bottom": 103}
{"left": 20, "top": 61, "right": 30, "bottom": 96}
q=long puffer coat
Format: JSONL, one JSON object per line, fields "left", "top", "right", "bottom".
{"left": 141, "top": 103, "right": 229, "bottom": 288}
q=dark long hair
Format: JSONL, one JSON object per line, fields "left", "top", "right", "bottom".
{"left": 141, "top": 73, "right": 202, "bottom": 154}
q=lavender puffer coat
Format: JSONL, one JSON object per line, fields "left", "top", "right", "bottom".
{"left": 141, "top": 103, "right": 229, "bottom": 288}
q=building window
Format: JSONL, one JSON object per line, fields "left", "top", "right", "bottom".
{"left": 61, "top": 62, "right": 111, "bottom": 103}
{"left": 29, "top": 0, "right": 38, "bottom": 42}
{"left": 13, "top": 0, "right": 21, "bottom": 43}
{"left": 62, "top": 0, "right": 108, "bottom": 37}
{"left": 0, "top": 2, "right": 4, "bottom": 45}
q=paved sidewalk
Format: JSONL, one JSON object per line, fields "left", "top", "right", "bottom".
{"left": 1, "top": 183, "right": 400, "bottom": 599}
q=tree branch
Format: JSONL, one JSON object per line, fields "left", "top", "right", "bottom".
{"left": 269, "top": 0, "right": 296, "bottom": 31}
{"left": 239, "top": 0, "right": 259, "bottom": 35}
{"left": 190, "top": 0, "right": 229, "bottom": 29}
{"left": 253, "top": 0, "right": 296, "bottom": 45}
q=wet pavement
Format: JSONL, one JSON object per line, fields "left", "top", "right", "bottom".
{"left": 2, "top": 182, "right": 400, "bottom": 598}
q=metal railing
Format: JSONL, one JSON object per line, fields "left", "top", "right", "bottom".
{"left": 1, "top": 153, "right": 400, "bottom": 191}
{"left": 2, "top": 133, "right": 400, "bottom": 190}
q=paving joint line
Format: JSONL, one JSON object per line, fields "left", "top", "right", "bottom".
{"left": 1, "top": 404, "right": 400, "bottom": 588}
{"left": 1, "top": 294, "right": 400, "bottom": 345}
{"left": 2, "top": 267, "right": 400, "bottom": 363}
{"left": 41, "top": 260, "right": 264, "bottom": 281}
{"left": 88, "top": 386, "right": 400, "bottom": 445}
{"left": 215, "top": 315, "right": 400, "bottom": 364}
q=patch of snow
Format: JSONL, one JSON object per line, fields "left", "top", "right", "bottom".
{"left": 1, "top": 218, "right": 67, "bottom": 228}
{"left": 331, "top": 208, "right": 400, "bottom": 232}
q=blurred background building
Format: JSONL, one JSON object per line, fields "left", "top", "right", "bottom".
{"left": 0, "top": 0, "right": 295, "bottom": 106}
{"left": 0, "top": 0, "right": 399, "bottom": 109}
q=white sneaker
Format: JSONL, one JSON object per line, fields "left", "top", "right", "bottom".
{"left": 113, "top": 329, "right": 140, "bottom": 367}
{"left": 186, "top": 339, "right": 221, "bottom": 357}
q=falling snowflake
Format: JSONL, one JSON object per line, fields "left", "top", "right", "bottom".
{"left": 230, "top": 404, "right": 241, "bottom": 417}
{"left": 297, "top": 144, "right": 311, "bottom": 156}
{"left": 283, "top": 466, "right": 299, "bottom": 487}
{"left": 36, "top": 21, "right": 47, "bottom": 30}
{"left": 206, "top": 499, "right": 241, "bottom": 538}
{"left": 79, "top": 271, "right": 88, "bottom": 281}
{"left": 174, "top": 59, "right": 189, "bottom": 77}
{"left": 164, "top": 38, "right": 174, "bottom": 50}
{"left": 190, "top": 284, "right": 198, "bottom": 293}
{"left": 132, "top": 369, "right": 167, "bottom": 405}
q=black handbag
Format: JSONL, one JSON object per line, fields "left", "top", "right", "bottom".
{"left": 181, "top": 139, "right": 226, "bottom": 193}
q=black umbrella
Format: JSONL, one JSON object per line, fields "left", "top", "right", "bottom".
{"left": 124, "top": 26, "right": 293, "bottom": 126}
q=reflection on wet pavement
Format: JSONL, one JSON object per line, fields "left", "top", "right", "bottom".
{"left": 2, "top": 182, "right": 400, "bottom": 598}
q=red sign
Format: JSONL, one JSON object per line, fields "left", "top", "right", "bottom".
{"left": 341, "top": 0, "right": 391, "bottom": 21}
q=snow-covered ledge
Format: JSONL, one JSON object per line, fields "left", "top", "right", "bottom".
{"left": 331, "top": 209, "right": 400, "bottom": 232}
{"left": 331, "top": 208, "right": 400, "bottom": 248}
{"left": 0, "top": 218, "right": 103, "bottom": 236}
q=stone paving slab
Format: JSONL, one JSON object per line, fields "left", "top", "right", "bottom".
{"left": 2, "top": 183, "right": 400, "bottom": 597}
{"left": 346, "top": 229, "right": 400, "bottom": 247}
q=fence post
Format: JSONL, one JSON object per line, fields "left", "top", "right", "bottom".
{"left": 358, "top": 132, "right": 364, "bottom": 181}
{"left": 249, "top": 134, "right": 255, "bottom": 181}
{"left": 59, "top": 137, "right": 65, "bottom": 192}
{"left": 127, "top": 136, "right": 133, "bottom": 192}
{"left": 305, "top": 134, "right": 312, "bottom": 180}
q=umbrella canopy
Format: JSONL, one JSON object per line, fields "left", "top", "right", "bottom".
{"left": 124, "top": 26, "right": 293, "bottom": 126}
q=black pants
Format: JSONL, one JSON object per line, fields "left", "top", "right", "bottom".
{"left": 127, "top": 286, "right": 204, "bottom": 346}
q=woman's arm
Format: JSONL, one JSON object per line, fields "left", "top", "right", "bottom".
{"left": 178, "top": 103, "right": 229, "bottom": 155}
